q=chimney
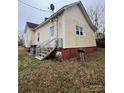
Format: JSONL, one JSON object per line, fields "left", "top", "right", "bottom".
{"left": 44, "top": 17, "right": 48, "bottom": 21}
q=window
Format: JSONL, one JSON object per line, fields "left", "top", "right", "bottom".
{"left": 50, "top": 26, "right": 54, "bottom": 36}
{"left": 76, "top": 26, "right": 83, "bottom": 36}
{"left": 37, "top": 33, "right": 40, "bottom": 42}
{"left": 76, "top": 26, "right": 79, "bottom": 35}
{"left": 80, "top": 31, "right": 83, "bottom": 35}
{"left": 76, "top": 31, "right": 79, "bottom": 35}
{"left": 80, "top": 27, "right": 83, "bottom": 36}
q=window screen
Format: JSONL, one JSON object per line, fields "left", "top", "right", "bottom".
{"left": 76, "top": 26, "right": 83, "bottom": 36}
{"left": 50, "top": 26, "right": 54, "bottom": 36}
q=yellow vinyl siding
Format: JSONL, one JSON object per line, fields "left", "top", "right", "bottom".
{"left": 63, "top": 5, "right": 96, "bottom": 48}
{"left": 24, "top": 26, "right": 32, "bottom": 47}
{"left": 34, "top": 20, "right": 58, "bottom": 45}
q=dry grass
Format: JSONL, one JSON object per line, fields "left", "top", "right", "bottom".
{"left": 18, "top": 48, "right": 105, "bottom": 93}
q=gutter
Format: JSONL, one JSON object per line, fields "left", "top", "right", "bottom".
{"left": 56, "top": 16, "right": 58, "bottom": 48}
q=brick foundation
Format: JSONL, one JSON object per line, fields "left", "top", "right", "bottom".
{"left": 59, "top": 47, "right": 96, "bottom": 60}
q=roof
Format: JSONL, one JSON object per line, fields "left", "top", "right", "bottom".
{"left": 27, "top": 22, "right": 39, "bottom": 29}
{"left": 33, "top": 1, "right": 97, "bottom": 32}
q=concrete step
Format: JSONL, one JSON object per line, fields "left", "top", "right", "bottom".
{"left": 35, "top": 56, "right": 43, "bottom": 60}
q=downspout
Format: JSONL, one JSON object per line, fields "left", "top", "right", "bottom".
{"left": 56, "top": 16, "right": 58, "bottom": 48}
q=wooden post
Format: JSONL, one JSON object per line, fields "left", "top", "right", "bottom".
{"left": 78, "top": 48, "right": 85, "bottom": 62}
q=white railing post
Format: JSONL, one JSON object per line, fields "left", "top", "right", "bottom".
{"left": 35, "top": 38, "right": 57, "bottom": 57}
{"left": 36, "top": 46, "right": 38, "bottom": 56}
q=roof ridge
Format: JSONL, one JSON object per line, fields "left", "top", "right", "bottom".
{"left": 27, "top": 22, "right": 39, "bottom": 29}
{"left": 33, "top": 1, "right": 96, "bottom": 32}
{"left": 33, "top": 1, "right": 81, "bottom": 30}
{"left": 27, "top": 21, "right": 39, "bottom": 25}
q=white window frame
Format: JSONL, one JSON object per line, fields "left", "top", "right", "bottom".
{"left": 76, "top": 26, "right": 83, "bottom": 36}
{"left": 50, "top": 26, "right": 54, "bottom": 37}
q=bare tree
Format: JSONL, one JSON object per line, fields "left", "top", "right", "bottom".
{"left": 87, "top": 5, "right": 105, "bottom": 47}
{"left": 18, "top": 31, "right": 24, "bottom": 46}
{"left": 87, "top": 5, "right": 105, "bottom": 39}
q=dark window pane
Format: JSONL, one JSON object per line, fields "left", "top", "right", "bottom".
{"left": 76, "top": 26, "right": 79, "bottom": 35}
{"left": 37, "top": 37, "right": 39, "bottom": 41}
{"left": 80, "top": 31, "right": 83, "bottom": 35}
{"left": 76, "top": 31, "right": 79, "bottom": 35}
{"left": 37, "top": 33, "right": 40, "bottom": 42}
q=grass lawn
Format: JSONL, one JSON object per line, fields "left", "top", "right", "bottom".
{"left": 18, "top": 48, "right": 105, "bottom": 93}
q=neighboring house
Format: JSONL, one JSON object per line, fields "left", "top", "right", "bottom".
{"left": 24, "top": 1, "right": 97, "bottom": 60}
{"left": 24, "top": 22, "right": 39, "bottom": 48}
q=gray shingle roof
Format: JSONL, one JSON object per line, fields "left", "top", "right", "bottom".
{"left": 27, "top": 22, "right": 39, "bottom": 29}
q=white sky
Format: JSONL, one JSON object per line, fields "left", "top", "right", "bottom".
{"left": 18, "top": 0, "right": 105, "bottom": 32}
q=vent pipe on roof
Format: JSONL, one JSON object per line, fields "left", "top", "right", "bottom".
{"left": 44, "top": 17, "right": 48, "bottom": 21}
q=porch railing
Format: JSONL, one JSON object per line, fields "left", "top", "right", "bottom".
{"left": 35, "top": 38, "right": 57, "bottom": 56}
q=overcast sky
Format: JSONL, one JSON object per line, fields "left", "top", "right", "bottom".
{"left": 18, "top": 0, "right": 104, "bottom": 32}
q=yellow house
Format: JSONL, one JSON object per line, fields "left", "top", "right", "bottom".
{"left": 24, "top": 1, "right": 96, "bottom": 60}
{"left": 24, "top": 22, "right": 39, "bottom": 48}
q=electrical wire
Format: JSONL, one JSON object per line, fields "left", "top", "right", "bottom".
{"left": 18, "top": 0, "right": 52, "bottom": 13}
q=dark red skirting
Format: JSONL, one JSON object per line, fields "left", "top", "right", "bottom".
{"left": 59, "top": 47, "right": 96, "bottom": 60}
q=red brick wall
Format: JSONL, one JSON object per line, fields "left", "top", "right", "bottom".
{"left": 84, "top": 47, "right": 97, "bottom": 54}
{"left": 59, "top": 47, "right": 96, "bottom": 60}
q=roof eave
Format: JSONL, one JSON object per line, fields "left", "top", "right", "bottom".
{"left": 78, "top": 2, "right": 97, "bottom": 32}
{"left": 33, "top": 1, "right": 97, "bottom": 32}
{"left": 33, "top": 8, "right": 65, "bottom": 31}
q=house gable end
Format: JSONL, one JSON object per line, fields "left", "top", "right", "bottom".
{"left": 63, "top": 4, "right": 96, "bottom": 48}
{"left": 63, "top": 1, "right": 96, "bottom": 32}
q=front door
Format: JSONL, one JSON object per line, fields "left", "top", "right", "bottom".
{"left": 49, "top": 26, "right": 55, "bottom": 40}
{"left": 48, "top": 26, "right": 56, "bottom": 47}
